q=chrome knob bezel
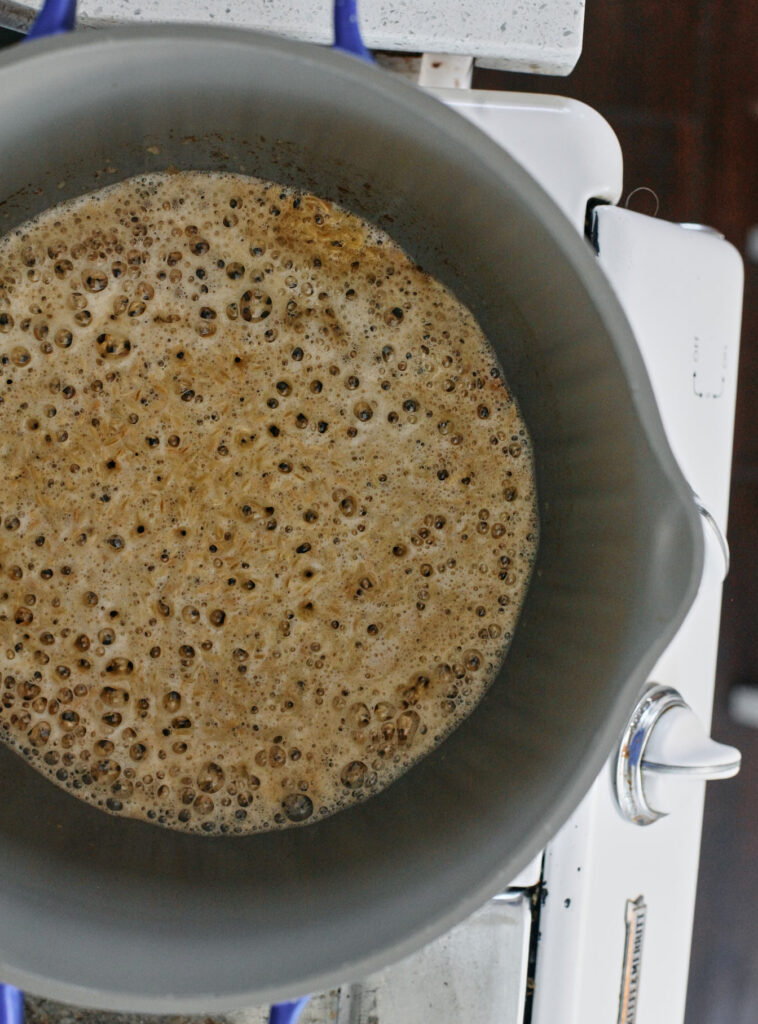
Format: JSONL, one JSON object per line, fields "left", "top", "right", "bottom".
{"left": 615, "top": 684, "right": 687, "bottom": 826}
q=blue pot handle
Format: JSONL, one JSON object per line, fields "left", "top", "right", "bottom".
{"left": 0, "top": 984, "right": 23, "bottom": 1024}
{"left": 26, "top": 0, "right": 76, "bottom": 39}
{"left": 268, "top": 996, "right": 311, "bottom": 1024}
{"left": 332, "top": 0, "right": 372, "bottom": 61}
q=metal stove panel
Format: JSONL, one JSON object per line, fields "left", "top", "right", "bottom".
{"left": 429, "top": 88, "right": 623, "bottom": 232}
{"left": 593, "top": 205, "right": 743, "bottom": 535}
{"left": 330, "top": 897, "right": 533, "bottom": 1024}
{"left": 531, "top": 207, "right": 742, "bottom": 1024}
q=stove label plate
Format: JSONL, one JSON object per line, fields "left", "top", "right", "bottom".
{"left": 618, "top": 896, "right": 646, "bottom": 1024}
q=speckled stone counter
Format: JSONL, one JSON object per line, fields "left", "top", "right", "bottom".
{"left": 0, "top": 0, "right": 583, "bottom": 73}
{"left": 24, "top": 995, "right": 339, "bottom": 1024}
{"left": 24, "top": 998, "right": 247, "bottom": 1024}
{"left": 25, "top": 995, "right": 278, "bottom": 1024}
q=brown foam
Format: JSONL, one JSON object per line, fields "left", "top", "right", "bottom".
{"left": 0, "top": 172, "right": 538, "bottom": 834}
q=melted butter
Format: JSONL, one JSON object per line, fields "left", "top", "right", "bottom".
{"left": 0, "top": 172, "right": 538, "bottom": 834}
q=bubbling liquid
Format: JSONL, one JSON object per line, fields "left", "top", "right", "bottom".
{"left": 0, "top": 172, "right": 538, "bottom": 834}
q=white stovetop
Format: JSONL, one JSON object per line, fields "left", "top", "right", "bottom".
{"left": 0, "top": 0, "right": 584, "bottom": 74}
{"left": 531, "top": 203, "right": 742, "bottom": 1024}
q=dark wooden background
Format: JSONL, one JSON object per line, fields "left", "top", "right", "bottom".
{"left": 1, "top": 2, "right": 757, "bottom": 1018}
{"left": 477, "top": 2, "right": 758, "bottom": 1019}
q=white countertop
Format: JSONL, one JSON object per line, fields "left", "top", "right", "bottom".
{"left": 0, "top": 0, "right": 584, "bottom": 74}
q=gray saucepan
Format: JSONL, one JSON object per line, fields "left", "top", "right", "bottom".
{"left": 0, "top": 25, "right": 702, "bottom": 1013}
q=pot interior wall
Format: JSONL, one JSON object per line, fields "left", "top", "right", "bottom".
{"left": 0, "top": 28, "right": 701, "bottom": 1010}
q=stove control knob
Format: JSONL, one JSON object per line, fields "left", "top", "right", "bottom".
{"left": 615, "top": 684, "right": 741, "bottom": 825}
